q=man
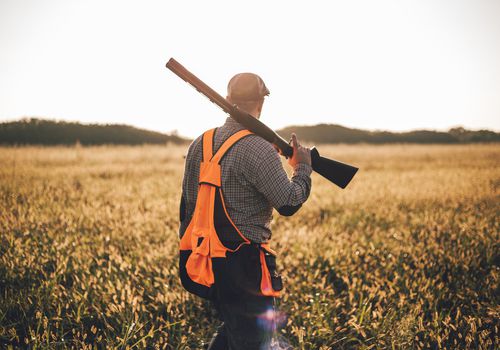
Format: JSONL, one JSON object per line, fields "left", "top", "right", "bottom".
{"left": 179, "top": 72, "right": 312, "bottom": 349}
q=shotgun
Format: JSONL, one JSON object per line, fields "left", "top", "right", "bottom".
{"left": 166, "top": 58, "right": 358, "bottom": 189}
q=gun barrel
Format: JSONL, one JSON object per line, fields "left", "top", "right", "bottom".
{"left": 166, "top": 58, "right": 358, "bottom": 188}
{"left": 166, "top": 58, "right": 233, "bottom": 115}
{"left": 166, "top": 58, "right": 293, "bottom": 157}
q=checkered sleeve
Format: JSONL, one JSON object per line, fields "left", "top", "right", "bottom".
{"left": 244, "top": 139, "right": 312, "bottom": 214}
{"left": 179, "top": 136, "right": 202, "bottom": 238}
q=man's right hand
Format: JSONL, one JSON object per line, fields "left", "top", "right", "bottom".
{"left": 288, "top": 133, "right": 311, "bottom": 168}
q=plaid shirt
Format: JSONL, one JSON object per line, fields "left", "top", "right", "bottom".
{"left": 179, "top": 117, "right": 312, "bottom": 243}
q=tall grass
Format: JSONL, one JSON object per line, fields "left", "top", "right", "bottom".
{"left": 0, "top": 144, "right": 498, "bottom": 349}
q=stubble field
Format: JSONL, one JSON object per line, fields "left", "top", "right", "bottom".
{"left": 0, "top": 143, "right": 499, "bottom": 349}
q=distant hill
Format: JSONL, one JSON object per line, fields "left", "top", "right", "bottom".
{"left": 277, "top": 124, "right": 500, "bottom": 144}
{"left": 0, "top": 118, "right": 188, "bottom": 145}
{"left": 1, "top": 118, "right": 499, "bottom": 145}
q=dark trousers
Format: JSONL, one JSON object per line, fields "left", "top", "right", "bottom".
{"left": 207, "top": 244, "right": 277, "bottom": 350}
{"left": 207, "top": 296, "right": 275, "bottom": 349}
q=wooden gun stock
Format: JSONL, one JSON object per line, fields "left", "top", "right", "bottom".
{"left": 166, "top": 58, "right": 358, "bottom": 188}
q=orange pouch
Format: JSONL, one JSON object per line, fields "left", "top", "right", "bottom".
{"left": 259, "top": 247, "right": 283, "bottom": 297}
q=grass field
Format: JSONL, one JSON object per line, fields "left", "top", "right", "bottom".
{"left": 0, "top": 144, "right": 499, "bottom": 349}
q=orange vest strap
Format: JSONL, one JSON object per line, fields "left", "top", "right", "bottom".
{"left": 202, "top": 128, "right": 216, "bottom": 162}
{"left": 202, "top": 128, "right": 253, "bottom": 163}
{"left": 198, "top": 162, "right": 222, "bottom": 187}
{"left": 210, "top": 130, "right": 253, "bottom": 164}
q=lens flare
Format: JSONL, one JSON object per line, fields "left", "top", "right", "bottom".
{"left": 256, "top": 307, "right": 293, "bottom": 349}
{"left": 257, "top": 306, "right": 287, "bottom": 331}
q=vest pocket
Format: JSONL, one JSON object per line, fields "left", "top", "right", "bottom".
{"left": 259, "top": 248, "right": 283, "bottom": 296}
{"left": 179, "top": 250, "right": 212, "bottom": 299}
{"left": 263, "top": 250, "right": 283, "bottom": 292}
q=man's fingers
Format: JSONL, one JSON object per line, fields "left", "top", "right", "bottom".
{"left": 291, "top": 133, "right": 298, "bottom": 149}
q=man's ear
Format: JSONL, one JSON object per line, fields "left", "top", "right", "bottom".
{"left": 256, "top": 99, "right": 264, "bottom": 116}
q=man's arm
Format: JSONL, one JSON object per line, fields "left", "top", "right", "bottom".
{"left": 178, "top": 136, "right": 202, "bottom": 237}
{"left": 179, "top": 194, "right": 186, "bottom": 223}
{"left": 179, "top": 167, "right": 189, "bottom": 237}
{"left": 245, "top": 134, "right": 312, "bottom": 216}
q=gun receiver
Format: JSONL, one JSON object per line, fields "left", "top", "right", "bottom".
{"left": 166, "top": 58, "right": 358, "bottom": 189}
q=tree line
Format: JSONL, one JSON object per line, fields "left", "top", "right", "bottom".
{"left": 0, "top": 118, "right": 188, "bottom": 145}
{"left": 277, "top": 124, "right": 500, "bottom": 144}
{"left": 1, "top": 118, "right": 498, "bottom": 145}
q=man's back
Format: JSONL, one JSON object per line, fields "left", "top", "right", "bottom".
{"left": 179, "top": 117, "right": 312, "bottom": 243}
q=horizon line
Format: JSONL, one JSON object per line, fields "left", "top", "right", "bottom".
{"left": 1, "top": 116, "right": 499, "bottom": 139}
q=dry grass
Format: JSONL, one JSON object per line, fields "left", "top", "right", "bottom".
{"left": 0, "top": 144, "right": 499, "bottom": 349}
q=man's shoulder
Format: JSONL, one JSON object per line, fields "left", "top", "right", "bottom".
{"left": 192, "top": 133, "right": 204, "bottom": 146}
{"left": 187, "top": 128, "right": 277, "bottom": 161}
{"left": 185, "top": 134, "right": 203, "bottom": 160}
{"left": 230, "top": 133, "right": 280, "bottom": 166}
{"left": 234, "top": 133, "right": 276, "bottom": 154}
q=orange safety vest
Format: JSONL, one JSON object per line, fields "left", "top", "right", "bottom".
{"left": 179, "top": 128, "right": 281, "bottom": 299}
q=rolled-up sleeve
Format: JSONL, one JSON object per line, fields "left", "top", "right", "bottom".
{"left": 246, "top": 140, "right": 312, "bottom": 216}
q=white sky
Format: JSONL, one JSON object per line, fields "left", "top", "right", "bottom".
{"left": 1, "top": 0, "right": 499, "bottom": 138}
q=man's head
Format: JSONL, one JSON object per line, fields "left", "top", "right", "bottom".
{"left": 227, "top": 73, "right": 269, "bottom": 119}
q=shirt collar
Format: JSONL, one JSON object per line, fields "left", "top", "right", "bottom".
{"left": 222, "top": 117, "right": 246, "bottom": 132}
